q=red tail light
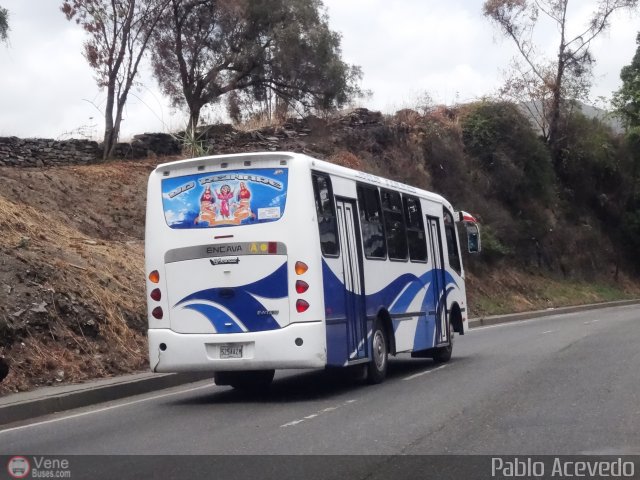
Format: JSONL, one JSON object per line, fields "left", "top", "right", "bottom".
{"left": 295, "top": 280, "right": 309, "bottom": 294}
{"left": 152, "top": 307, "right": 163, "bottom": 319}
{"left": 150, "top": 288, "right": 161, "bottom": 301}
{"left": 296, "top": 299, "right": 309, "bottom": 313}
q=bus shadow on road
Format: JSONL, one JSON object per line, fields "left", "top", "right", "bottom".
{"left": 387, "top": 355, "right": 468, "bottom": 379}
{"left": 170, "top": 356, "right": 467, "bottom": 406}
{"left": 171, "top": 368, "right": 367, "bottom": 405}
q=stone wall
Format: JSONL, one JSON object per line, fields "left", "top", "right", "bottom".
{"left": 0, "top": 137, "right": 100, "bottom": 167}
{"left": 0, "top": 109, "right": 383, "bottom": 167}
{"left": 0, "top": 133, "right": 181, "bottom": 167}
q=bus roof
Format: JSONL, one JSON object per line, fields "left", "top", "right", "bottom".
{"left": 154, "top": 151, "right": 450, "bottom": 209}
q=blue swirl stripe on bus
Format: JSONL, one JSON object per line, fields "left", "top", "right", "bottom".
{"left": 321, "top": 260, "right": 459, "bottom": 359}
{"left": 388, "top": 277, "right": 427, "bottom": 314}
{"left": 412, "top": 284, "right": 456, "bottom": 350}
{"left": 175, "top": 262, "right": 288, "bottom": 332}
{"left": 321, "top": 260, "right": 457, "bottom": 319}
{"left": 321, "top": 261, "right": 420, "bottom": 319}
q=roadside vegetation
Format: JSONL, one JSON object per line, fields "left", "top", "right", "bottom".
{"left": 2, "top": 102, "right": 640, "bottom": 394}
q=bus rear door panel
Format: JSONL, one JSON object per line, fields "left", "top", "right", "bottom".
{"left": 334, "top": 197, "right": 367, "bottom": 362}
{"left": 313, "top": 171, "right": 367, "bottom": 367}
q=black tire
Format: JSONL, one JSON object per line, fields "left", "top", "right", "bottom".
{"left": 366, "top": 318, "right": 389, "bottom": 384}
{"left": 214, "top": 369, "right": 275, "bottom": 391}
{"left": 432, "top": 322, "right": 453, "bottom": 363}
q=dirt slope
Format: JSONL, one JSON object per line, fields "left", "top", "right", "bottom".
{"left": 0, "top": 160, "right": 157, "bottom": 393}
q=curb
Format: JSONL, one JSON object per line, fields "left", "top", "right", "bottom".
{"left": 0, "top": 372, "right": 212, "bottom": 427}
{"left": 468, "top": 298, "right": 640, "bottom": 328}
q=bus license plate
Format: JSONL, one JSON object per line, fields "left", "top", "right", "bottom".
{"left": 220, "top": 345, "right": 243, "bottom": 359}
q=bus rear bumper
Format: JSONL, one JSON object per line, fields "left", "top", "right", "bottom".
{"left": 148, "top": 322, "right": 327, "bottom": 372}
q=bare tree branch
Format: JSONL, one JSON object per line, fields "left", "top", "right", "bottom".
{"left": 62, "top": 0, "right": 171, "bottom": 159}
{"left": 484, "top": 0, "right": 637, "bottom": 165}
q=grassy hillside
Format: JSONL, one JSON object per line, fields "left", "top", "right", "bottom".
{"left": 0, "top": 162, "right": 153, "bottom": 393}
{"left": 1, "top": 106, "right": 638, "bottom": 394}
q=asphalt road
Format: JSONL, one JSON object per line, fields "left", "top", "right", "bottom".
{"left": 1, "top": 305, "right": 639, "bottom": 477}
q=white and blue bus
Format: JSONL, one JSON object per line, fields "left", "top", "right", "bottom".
{"left": 145, "top": 152, "right": 480, "bottom": 388}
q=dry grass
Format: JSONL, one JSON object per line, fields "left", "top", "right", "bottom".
{"left": 234, "top": 113, "right": 285, "bottom": 132}
{"left": 0, "top": 190, "right": 147, "bottom": 393}
{"left": 391, "top": 109, "right": 423, "bottom": 128}
{"left": 466, "top": 267, "right": 640, "bottom": 317}
{"left": 329, "top": 150, "right": 364, "bottom": 170}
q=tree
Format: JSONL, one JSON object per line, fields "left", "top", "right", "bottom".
{"left": 611, "top": 34, "right": 640, "bottom": 207}
{"left": 613, "top": 32, "right": 640, "bottom": 128}
{"left": 483, "top": 0, "right": 637, "bottom": 167}
{"left": 612, "top": 32, "right": 640, "bottom": 203}
{"left": 150, "top": 0, "right": 362, "bottom": 132}
{"left": 613, "top": 39, "right": 640, "bottom": 270}
{"left": 0, "top": 5, "right": 9, "bottom": 44}
{"left": 61, "top": 0, "right": 170, "bottom": 159}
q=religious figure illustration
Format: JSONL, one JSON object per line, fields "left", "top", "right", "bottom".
{"left": 195, "top": 185, "right": 216, "bottom": 224}
{"left": 234, "top": 181, "right": 254, "bottom": 220}
{"left": 216, "top": 184, "right": 235, "bottom": 218}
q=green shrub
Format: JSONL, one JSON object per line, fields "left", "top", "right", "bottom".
{"left": 479, "top": 225, "right": 514, "bottom": 261}
{"left": 461, "top": 101, "right": 555, "bottom": 209}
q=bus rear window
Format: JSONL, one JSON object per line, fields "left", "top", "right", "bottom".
{"left": 161, "top": 168, "right": 288, "bottom": 229}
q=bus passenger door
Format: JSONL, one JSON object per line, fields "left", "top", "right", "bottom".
{"left": 335, "top": 198, "right": 367, "bottom": 360}
{"left": 427, "top": 216, "right": 450, "bottom": 345}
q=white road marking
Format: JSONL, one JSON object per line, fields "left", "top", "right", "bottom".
{"left": 280, "top": 399, "right": 357, "bottom": 428}
{"left": 403, "top": 364, "right": 448, "bottom": 381}
{"left": 281, "top": 419, "right": 305, "bottom": 427}
{"left": 0, "top": 383, "right": 214, "bottom": 436}
{"left": 542, "top": 330, "right": 555, "bottom": 334}
{"left": 472, "top": 304, "right": 635, "bottom": 332}
{"left": 584, "top": 319, "right": 600, "bottom": 325}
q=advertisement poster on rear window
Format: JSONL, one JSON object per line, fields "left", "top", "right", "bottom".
{"left": 161, "top": 168, "right": 288, "bottom": 228}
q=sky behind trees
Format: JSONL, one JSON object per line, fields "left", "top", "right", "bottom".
{"left": 0, "top": 0, "right": 637, "bottom": 139}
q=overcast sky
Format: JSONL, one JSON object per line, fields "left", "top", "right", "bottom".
{"left": 0, "top": 0, "right": 637, "bottom": 140}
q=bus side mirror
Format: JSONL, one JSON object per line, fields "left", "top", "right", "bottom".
{"left": 466, "top": 223, "right": 481, "bottom": 253}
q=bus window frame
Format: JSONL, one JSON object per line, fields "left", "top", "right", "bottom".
{"left": 356, "top": 183, "right": 388, "bottom": 261}
{"left": 380, "top": 188, "right": 409, "bottom": 263}
{"left": 312, "top": 171, "right": 340, "bottom": 258}
{"left": 403, "top": 194, "right": 428, "bottom": 264}
{"left": 443, "top": 207, "right": 462, "bottom": 275}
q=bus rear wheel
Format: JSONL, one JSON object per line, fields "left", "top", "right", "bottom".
{"left": 214, "top": 370, "right": 275, "bottom": 391}
{"left": 366, "top": 319, "right": 388, "bottom": 384}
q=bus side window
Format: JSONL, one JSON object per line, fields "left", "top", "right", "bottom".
{"left": 381, "top": 189, "right": 408, "bottom": 261}
{"left": 443, "top": 208, "right": 461, "bottom": 274}
{"left": 312, "top": 173, "right": 339, "bottom": 256}
{"left": 356, "top": 184, "right": 386, "bottom": 259}
{"left": 403, "top": 196, "right": 427, "bottom": 262}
